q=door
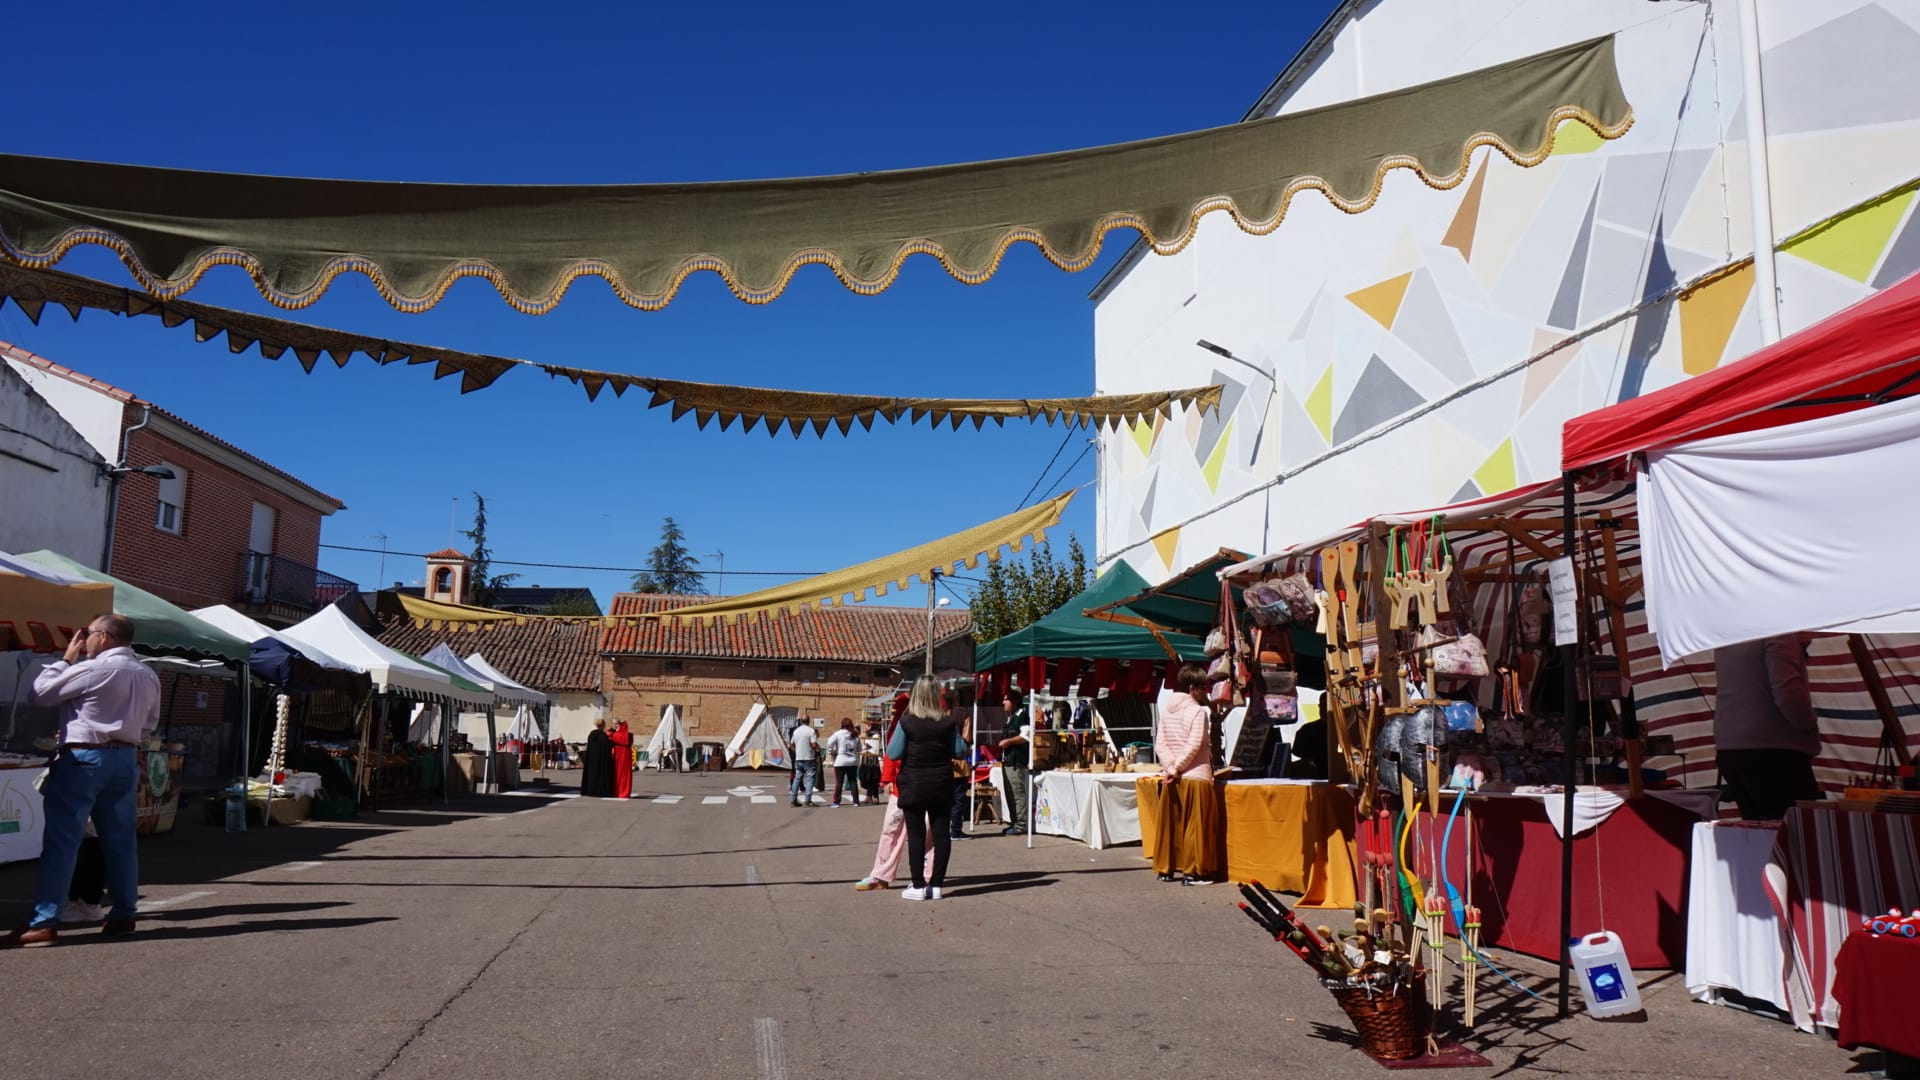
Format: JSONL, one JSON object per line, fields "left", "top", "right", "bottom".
{"left": 245, "top": 502, "right": 276, "bottom": 601}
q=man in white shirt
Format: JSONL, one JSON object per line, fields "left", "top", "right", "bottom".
{"left": 789, "top": 720, "right": 820, "bottom": 807}
{"left": 5, "top": 614, "right": 160, "bottom": 947}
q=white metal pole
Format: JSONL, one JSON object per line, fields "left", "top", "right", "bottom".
{"left": 1736, "top": 0, "right": 1783, "bottom": 345}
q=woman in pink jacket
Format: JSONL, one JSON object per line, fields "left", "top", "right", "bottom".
{"left": 1152, "top": 662, "right": 1222, "bottom": 885}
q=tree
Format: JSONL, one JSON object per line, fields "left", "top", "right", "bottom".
{"left": 462, "top": 492, "right": 519, "bottom": 606}
{"left": 968, "top": 531, "right": 1093, "bottom": 642}
{"left": 631, "top": 517, "right": 706, "bottom": 594}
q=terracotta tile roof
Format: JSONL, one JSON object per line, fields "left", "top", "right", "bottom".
{"left": 1, "top": 340, "right": 346, "bottom": 510}
{"left": 423, "top": 548, "right": 470, "bottom": 560}
{"left": 375, "top": 617, "right": 601, "bottom": 692}
{"left": 601, "top": 593, "right": 974, "bottom": 663}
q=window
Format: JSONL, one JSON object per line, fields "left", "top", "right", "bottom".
{"left": 154, "top": 463, "right": 186, "bottom": 534}
{"left": 776, "top": 664, "right": 796, "bottom": 676}
{"left": 431, "top": 567, "right": 452, "bottom": 594}
{"left": 665, "top": 660, "right": 684, "bottom": 673}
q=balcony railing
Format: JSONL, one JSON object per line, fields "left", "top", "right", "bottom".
{"left": 237, "top": 552, "right": 358, "bottom": 615}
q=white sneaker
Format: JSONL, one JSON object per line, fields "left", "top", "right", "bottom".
{"left": 901, "top": 886, "right": 928, "bottom": 901}
{"left": 59, "top": 899, "right": 104, "bottom": 924}
{"left": 929, "top": 887, "right": 943, "bottom": 900}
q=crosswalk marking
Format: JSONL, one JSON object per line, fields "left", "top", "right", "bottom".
{"left": 139, "top": 889, "right": 214, "bottom": 911}
{"left": 751, "top": 795, "right": 777, "bottom": 804}
{"left": 652, "top": 795, "right": 684, "bottom": 804}
{"left": 701, "top": 795, "right": 729, "bottom": 805}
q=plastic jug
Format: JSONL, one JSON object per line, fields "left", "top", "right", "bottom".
{"left": 1569, "top": 931, "right": 1641, "bottom": 1018}
{"left": 224, "top": 795, "right": 246, "bottom": 833}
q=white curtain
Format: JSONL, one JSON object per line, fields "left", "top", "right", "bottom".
{"left": 1642, "top": 392, "right": 1920, "bottom": 664}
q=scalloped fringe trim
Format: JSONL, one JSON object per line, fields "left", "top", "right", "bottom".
{"left": 0, "top": 107, "right": 1632, "bottom": 314}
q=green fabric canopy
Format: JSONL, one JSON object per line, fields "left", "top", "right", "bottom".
{"left": 0, "top": 38, "right": 1630, "bottom": 314}
{"left": 975, "top": 561, "right": 1207, "bottom": 670}
{"left": 1088, "top": 549, "right": 1250, "bottom": 638}
{"left": 18, "top": 550, "right": 250, "bottom": 665}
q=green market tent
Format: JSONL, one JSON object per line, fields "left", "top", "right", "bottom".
{"left": 1089, "top": 548, "right": 1325, "bottom": 663}
{"left": 17, "top": 549, "right": 249, "bottom": 665}
{"left": 975, "top": 561, "right": 1207, "bottom": 672}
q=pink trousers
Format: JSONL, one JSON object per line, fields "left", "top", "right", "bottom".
{"left": 867, "top": 792, "right": 936, "bottom": 882}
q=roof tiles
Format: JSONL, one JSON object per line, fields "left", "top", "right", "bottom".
{"left": 601, "top": 593, "right": 972, "bottom": 664}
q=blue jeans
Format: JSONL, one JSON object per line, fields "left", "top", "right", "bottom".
{"left": 33, "top": 748, "right": 139, "bottom": 927}
{"left": 790, "top": 760, "right": 818, "bottom": 802}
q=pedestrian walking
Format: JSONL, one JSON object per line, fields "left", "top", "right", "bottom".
{"left": 853, "top": 717, "right": 935, "bottom": 891}
{"left": 886, "top": 676, "right": 967, "bottom": 900}
{"left": 4, "top": 614, "right": 159, "bottom": 947}
{"left": 580, "top": 717, "right": 615, "bottom": 798}
{"left": 789, "top": 720, "right": 820, "bottom": 806}
{"left": 826, "top": 718, "right": 861, "bottom": 806}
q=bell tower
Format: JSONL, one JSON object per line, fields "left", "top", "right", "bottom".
{"left": 424, "top": 548, "right": 473, "bottom": 604}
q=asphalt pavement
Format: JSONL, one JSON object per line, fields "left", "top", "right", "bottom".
{"left": 0, "top": 770, "right": 1879, "bottom": 1079}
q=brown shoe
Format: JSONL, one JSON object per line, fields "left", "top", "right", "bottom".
{"left": 2, "top": 926, "right": 57, "bottom": 948}
{"left": 101, "top": 919, "right": 136, "bottom": 936}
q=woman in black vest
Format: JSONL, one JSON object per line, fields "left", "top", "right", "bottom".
{"left": 884, "top": 675, "right": 968, "bottom": 900}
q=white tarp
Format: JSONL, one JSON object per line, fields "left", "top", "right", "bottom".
{"left": 724, "top": 702, "right": 792, "bottom": 769}
{"left": 406, "top": 702, "right": 442, "bottom": 745}
{"left": 645, "top": 704, "right": 687, "bottom": 771}
{"left": 191, "top": 604, "right": 364, "bottom": 672}
{"left": 282, "top": 606, "right": 490, "bottom": 704}
{"left": 506, "top": 703, "right": 540, "bottom": 742}
{"left": 418, "top": 643, "right": 509, "bottom": 706}
{"left": 1642, "top": 392, "right": 1920, "bottom": 664}
{"left": 463, "top": 652, "right": 551, "bottom": 705}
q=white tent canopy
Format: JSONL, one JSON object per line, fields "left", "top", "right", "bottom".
{"left": 191, "top": 604, "right": 365, "bottom": 672}
{"left": 282, "top": 606, "right": 491, "bottom": 704}
{"left": 463, "top": 652, "right": 551, "bottom": 705}
{"left": 406, "top": 702, "right": 443, "bottom": 745}
{"left": 418, "top": 643, "right": 511, "bottom": 706}
{"left": 725, "top": 703, "right": 793, "bottom": 769}
{"left": 645, "top": 704, "right": 688, "bottom": 771}
{"left": 506, "top": 703, "right": 540, "bottom": 742}
{"left": 1642, "top": 392, "right": 1920, "bottom": 664}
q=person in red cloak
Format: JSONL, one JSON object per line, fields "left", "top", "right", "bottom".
{"left": 608, "top": 719, "right": 635, "bottom": 799}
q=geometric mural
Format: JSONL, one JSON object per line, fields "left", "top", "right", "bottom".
{"left": 1096, "top": 3, "right": 1920, "bottom": 575}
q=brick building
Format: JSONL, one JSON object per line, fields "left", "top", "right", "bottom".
{"left": 375, "top": 614, "right": 608, "bottom": 744}
{"left": 600, "top": 594, "right": 974, "bottom": 740}
{"left": 4, "top": 346, "right": 350, "bottom": 625}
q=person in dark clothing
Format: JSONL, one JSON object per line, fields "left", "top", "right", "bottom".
{"left": 1287, "top": 718, "right": 1329, "bottom": 780}
{"left": 580, "top": 717, "right": 616, "bottom": 798}
{"left": 887, "top": 676, "right": 968, "bottom": 901}
{"left": 1714, "top": 634, "right": 1822, "bottom": 819}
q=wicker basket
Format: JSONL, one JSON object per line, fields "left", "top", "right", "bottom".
{"left": 1329, "top": 981, "right": 1427, "bottom": 1060}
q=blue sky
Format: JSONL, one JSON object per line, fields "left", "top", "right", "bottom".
{"left": 1, "top": 1, "right": 1332, "bottom": 609}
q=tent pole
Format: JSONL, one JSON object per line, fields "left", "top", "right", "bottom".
{"left": 483, "top": 705, "right": 498, "bottom": 794}
{"left": 441, "top": 696, "right": 452, "bottom": 805}
{"left": 1558, "top": 477, "right": 1579, "bottom": 1017}
{"left": 242, "top": 666, "right": 257, "bottom": 828}
{"left": 1845, "top": 635, "right": 1915, "bottom": 769}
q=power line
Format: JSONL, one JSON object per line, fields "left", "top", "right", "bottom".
{"left": 318, "top": 542, "right": 823, "bottom": 577}
{"left": 1039, "top": 441, "right": 1096, "bottom": 502}
{"left": 1013, "top": 426, "right": 1076, "bottom": 510}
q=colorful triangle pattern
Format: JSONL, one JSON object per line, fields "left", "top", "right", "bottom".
{"left": 1305, "top": 366, "right": 1334, "bottom": 443}
{"left": 1151, "top": 526, "right": 1182, "bottom": 570}
{"left": 1679, "top": 264, "right": 1754, "bottom": 375}
{"left": 1784, "top": 189, "right": 1917, "bottom": 283}
{"left": 1442, "top": 158, "right": 1489, "bottom": 261}
{"left": 1473, "top": 438, "right": 1516, "bottom": 496}
{"left": 1201, "top": 418, "right": 1233, "bottom": 493}
{"left": 1346, "top": 272, "right": 1413, "bottom": 329}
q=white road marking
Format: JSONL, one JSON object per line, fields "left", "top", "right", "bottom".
{"left": 280, "top": 861, "right": 323, "bottom": 872}
{"left": 701, "top": 795, "right": 729, "bottom": 805}
{"left": 754, "top": 1017, "right": 787, "bottom": 1080}
{"left": 651, "top": 795, "right": 684, "bottom": 804}
{"left": 751, "top": 795, "right": 776, "bottom": 804}
{"left": 502, "top": 789, "right": 579, "bottom": 798}
{"left": 138, "top": 889, "right": 214, "bottom": 911}
{"left": 745, "top": 865, "right": 761, "bottom": 885}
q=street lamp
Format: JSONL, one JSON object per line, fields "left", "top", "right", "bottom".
{"left": 706, "top": 550, "right": 725, "bottom": 596}
{"left": 925, "top": 567, "right": 950, "bottom": 676}
{"left": 98, "top": 462, "right": 177, "bottom": 572}
{"left": 1195, "top": 338, "right": 1277, "bottom": 464}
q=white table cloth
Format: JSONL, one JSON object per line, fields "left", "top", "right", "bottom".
{"left": 0, "top": 764, "right": 48, "bottom": 864}
{"left": 1685, "top": 820, "right": 1790, "bottom": 1011}
{"left": 992, "top": 768, "right": 1142, "bottom": 849}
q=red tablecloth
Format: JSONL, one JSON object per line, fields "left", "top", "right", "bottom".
{"left": 1835, "top": 931, "right": 1920, "bottom": 1058}
{"left": 1764, "top": 806, "right": 1920, "bottom": 1031}
{"left": 1424, "top": 793, "right": 1706, "bottom": 969}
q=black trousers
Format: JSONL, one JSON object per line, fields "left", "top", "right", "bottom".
{"left": 900, "top": 790, "right": 956, "bottom": 890}
{"left": 1720, "top": 748, "right": 1822, "bottom": 820}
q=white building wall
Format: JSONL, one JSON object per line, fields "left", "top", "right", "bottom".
{"left": 4, "top": 355, "right": 125, "bottom": 462}
{"left": 1096, "top": 0, "right": 1920, "bottom": 576}
{"left": 0, "top": 363, "right": 109, "bottom": 565}
{"left": 455, "top": 691, "right": 605, "bottom": 746}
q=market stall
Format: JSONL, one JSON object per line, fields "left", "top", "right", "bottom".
{"left": 975, "top": 561, "right": 1208, "bottom": 845}
{"left": 281, "top": 606, "right": 493, "bottom": 803}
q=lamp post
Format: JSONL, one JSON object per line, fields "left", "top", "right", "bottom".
{"left": 924, "top": 569, "right": 949, "bottom": 676}
{"left": 98, "top": 462, "right": 177, "bottom": 573}
{"left": 707, "top": 550, "right": 725, "bottom": 596}
{"left": 1196, "top": 338, "right": 1278, "bottom": 463}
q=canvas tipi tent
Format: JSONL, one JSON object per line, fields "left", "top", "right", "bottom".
{"left": 645, "top": 704, "right": 688, "bottom": 771}
{"left": 725, "top": 703, "right": 792, "bottom": 769}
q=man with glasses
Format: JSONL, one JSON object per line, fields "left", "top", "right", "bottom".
{"left": 3, "top": 614, "right": 159, "bottom": 947}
